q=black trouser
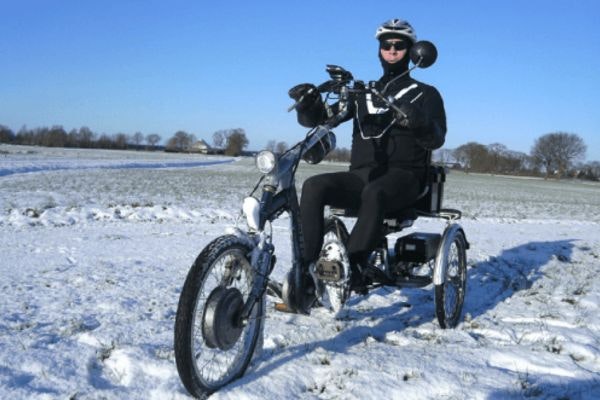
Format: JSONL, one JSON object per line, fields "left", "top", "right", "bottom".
{"left": 300, "top": 167, "right": 422, "bottom": 265}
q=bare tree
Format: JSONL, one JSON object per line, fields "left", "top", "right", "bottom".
{"left": 265, "top": 139, "right": 277, "bottom": 152}
{"left": 97, "top": 133, "right": 113, "bottom": 148}
{"left": 43, "top": 126, "right": 67, "bottom": 147}
{"left": 166, "top": 130, "right": 195, "bottom": 152}
{"left": 145, "top": 133, "right": 161, "bottom": 150}
{"left": 487, "top": 143, "right": 508, "bottom": 173}
{"left": 213, "top": 130, "right": 226, "bottom": 149}
{"left": 275, "top": 141, "right": 288, "bottom": 154}
{"left": 264, "top": 140, "right": 288, "bottom": 154}
{"left": 0, "top": 125, "right": 15, "bottom": 143}
{"left": 224, "top": 129, "right": 248, "bottom": 156}
{"left": 453, "top": 142, "right": 489, "bottom": 173}
{"left": 578, "top": 161, "right": 600, "bottom": 181}
{"left": 78, "top": 126, "right": 95, "bottom": 148}
{"left": 531, "top": 132, "right": 586, "bottom": 179}
{"left": 504, "top": 150, "right": 531, "bottom": 175}
{"left": 131, "top": 131, "right": 144, "bottom": 148}
{"left": 452, "top": 146, "right": 469, "bottom": 171}
{"left": 114, "top": 133, "right": 129, "bottom": 149}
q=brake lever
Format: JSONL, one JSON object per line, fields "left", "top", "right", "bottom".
{"left": 317, "top": 80, "right": 340, "bottom": 93}
{"left": 368, "top": 87, "right": 424, "bottom": 119}
{"left": 369, "top": 87, "right": 407, "bottom": 118}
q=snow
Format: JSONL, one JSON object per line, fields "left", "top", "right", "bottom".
{"left": 1, "top": 144, "right": 600, "bottom": 399}
{"left": 0, "top": 145, "right": 234, "bottom": 178}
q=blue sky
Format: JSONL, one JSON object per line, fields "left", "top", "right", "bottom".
{"left": 1, "top": 0, "right": 599, "bottom": 161}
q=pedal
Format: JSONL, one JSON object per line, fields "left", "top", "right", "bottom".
{"left": 315, "top": 259, "right": 343, "bottom": 282}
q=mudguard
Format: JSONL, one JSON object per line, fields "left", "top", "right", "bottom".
{"left": 432, "top": 223, "right": 468, "bottom": 285}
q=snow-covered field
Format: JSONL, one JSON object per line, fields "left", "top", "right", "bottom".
{"left": 1, "top": 144, "right": 600, "bottom": 399}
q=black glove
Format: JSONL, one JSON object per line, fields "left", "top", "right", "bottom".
{"left": 288, "top": 83, "right": 319, "bottom": 111}
{"left": 395, "top": 102, "right": 426, "bottom": 130}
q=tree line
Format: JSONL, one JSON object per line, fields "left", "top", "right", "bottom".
{"left": 163, "top": 128, "right": 251, "bottom": 155}
{"left": 321, "top": 131, "right": 597, "bottom": 181}
{"left": 2, "top": 124, "right": 597, "bottom": 181}
{"left": 448, "top": 132, "right": 597, "bottom": 180}
{"left": 0, "top": 124, "right": 251, "bottom": 156}
{"left": 0, "top": 124, "right": 161, "bottom": 150}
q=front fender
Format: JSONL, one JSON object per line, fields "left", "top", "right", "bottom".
{"left": 224, "top": 226, "right": 257, "bottom": 249}
{"left": 432, "top": 223, "right": 467, "bottom": 285}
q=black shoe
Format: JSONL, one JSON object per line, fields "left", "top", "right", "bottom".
{"left": 299, "top": 272, "right": 317, "bottom": 314}
{"left": 349, "top": 264, "right": 370, "bottom": 295}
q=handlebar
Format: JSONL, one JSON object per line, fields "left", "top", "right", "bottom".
{"left": 287, "top": 65, "right": 426, "bottom": 122}
{"left": 288, "top": 40, "right": 438, "bottom": 120}
{"left": 287, "top": 73, "right": 410, "bottom": 120}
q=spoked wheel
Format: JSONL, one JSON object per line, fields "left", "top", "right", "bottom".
{"left": 317, "top": 217, "right": 352, "bottom": 313}
{"left": 434, "top": 226, "right": 467, "bottom": 329}
{"left": 174, "top": 235, "right": 264, "bottom": 398}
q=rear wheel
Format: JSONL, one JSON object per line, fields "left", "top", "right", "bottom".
{"left": 174, "top": 235, "right": 264, "bottom": 398}
{"left": 434, "top": 229, "right": 467, "bottom": 328}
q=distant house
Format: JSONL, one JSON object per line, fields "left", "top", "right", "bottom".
{"left": 190, "top": 139, "right": 211, "bottom": 154}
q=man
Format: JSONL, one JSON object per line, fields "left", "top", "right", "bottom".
{"left": 288, "top": 19, "right": 446, "bottom": 313}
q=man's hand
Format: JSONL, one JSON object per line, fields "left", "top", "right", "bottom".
{"left": 395, "top": 102, "right": 426, "bottom": 130}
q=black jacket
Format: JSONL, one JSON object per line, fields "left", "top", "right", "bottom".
{"left": 296, "top": 72, "right": 446, "bottom": 171}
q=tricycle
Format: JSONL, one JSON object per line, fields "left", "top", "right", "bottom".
{"left": 174, "top": 41, "right": 468, "bottom": 398}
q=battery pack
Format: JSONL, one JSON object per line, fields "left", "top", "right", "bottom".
{"left": 394, "top": 232, "right": 441, "bottom": 263}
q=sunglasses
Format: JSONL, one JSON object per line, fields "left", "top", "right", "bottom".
{"left": 380, "top": 40, "right": 408, "bottom": 51}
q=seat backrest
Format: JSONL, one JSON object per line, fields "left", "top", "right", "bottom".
{"left": 415, "top": 165, "right": 446, "bottom": 214}
{"left": 381, "top": 163, "right": 446, "bottom": 234}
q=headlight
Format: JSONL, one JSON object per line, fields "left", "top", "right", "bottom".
{"left": 256, "top": 150, "right": 277, "bottom": 174}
